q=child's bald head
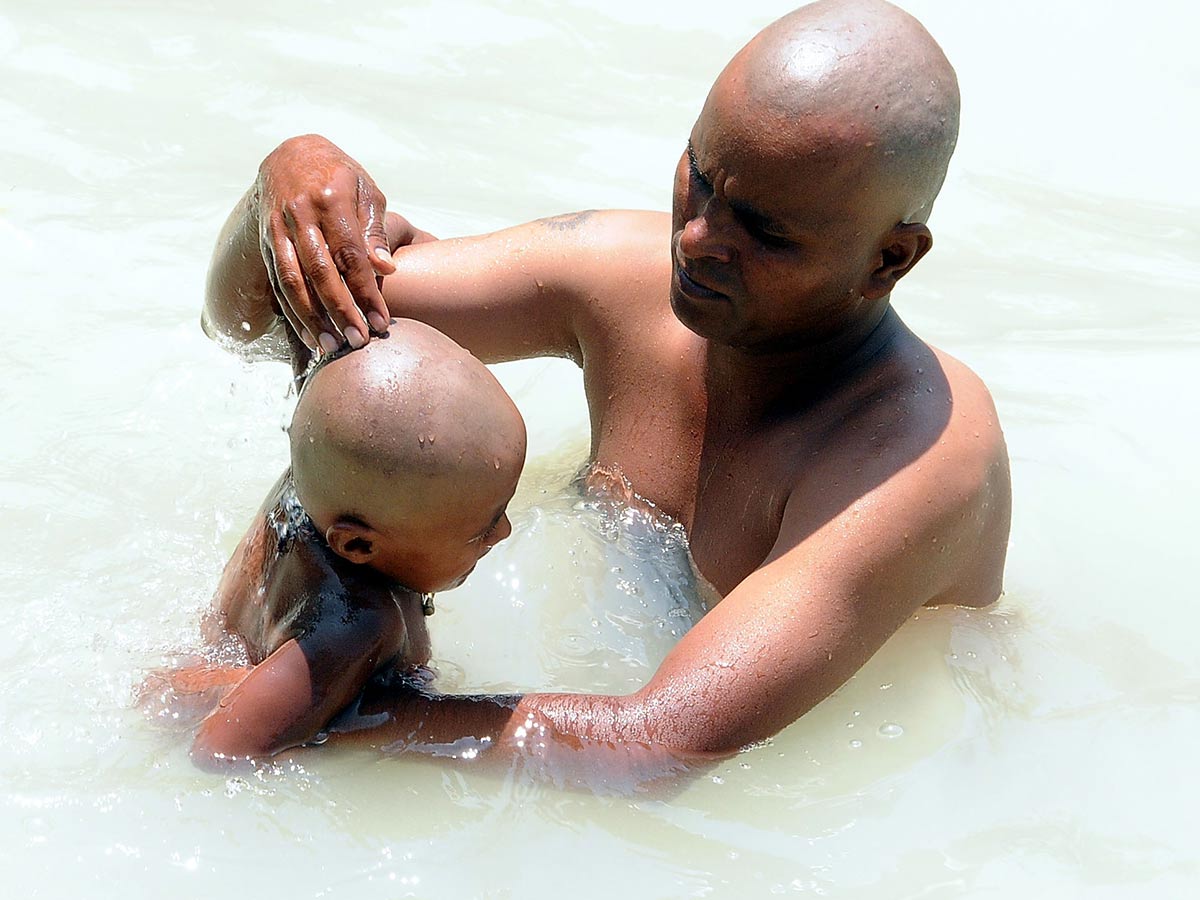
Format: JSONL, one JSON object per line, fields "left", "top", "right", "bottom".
{"left": 289, "top": 320, "right": 526, "bottom": 592}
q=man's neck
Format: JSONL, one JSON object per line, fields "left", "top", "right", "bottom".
{"left": 704, "top": 305, "right": 907, "bottom": 425}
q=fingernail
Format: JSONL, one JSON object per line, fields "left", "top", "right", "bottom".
{"left": 367, "top": 312, "right": 389, "bottom": 334}
{"left": 300, "top": 330, "right": 318, "bottom": 350}
{"left": 374, "top": 247, "right": 393, "bottom": 263}
{"left": 345, "top": 325, "right": 365, "bottom": 348}
{"left": 318, "top": 332, "right": 340, "bottom": 355}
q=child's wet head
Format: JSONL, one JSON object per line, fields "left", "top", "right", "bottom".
{"left": 289, "top": 320, "right": 526, "bottom": 591}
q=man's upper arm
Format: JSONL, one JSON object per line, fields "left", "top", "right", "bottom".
{"left": 633, "top": 451, "right": 992, "bottom": 753}
{"left": 380, "top": 210, "right": 669, "bottom": 365}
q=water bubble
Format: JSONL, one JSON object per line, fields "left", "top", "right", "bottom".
{"left": 878, "top": 722, "right": 904, "bottom": 739}
{"left": 848, "top": 739, "right": 862, "bottom": 749}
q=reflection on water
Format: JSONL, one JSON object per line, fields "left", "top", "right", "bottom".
{"left": 2, "top": 0, "right": 1198, "bottom": 896}
{"left": 429, "top": 455, "right": 710, "bottom": 697}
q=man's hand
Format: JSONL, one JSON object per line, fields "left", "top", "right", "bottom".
{"left": 254, "top": 135, "right": 396, "bottom": 353}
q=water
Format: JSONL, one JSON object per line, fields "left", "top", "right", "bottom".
{"left": 2, "top": 0, "right": 1198, "bottom": 896}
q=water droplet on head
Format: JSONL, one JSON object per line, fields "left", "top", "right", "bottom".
{"left": 878, "top": 722, "right": 904, "bottom": 739}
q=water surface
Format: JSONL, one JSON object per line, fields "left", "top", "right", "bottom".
{"left": 1, "top": 1, "right": 1197, "bottom": 897}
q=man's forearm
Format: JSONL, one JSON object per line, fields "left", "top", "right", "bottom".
{"left": 202, "top": 185, "right": 284, "bottom": 350}
{"left": 327, "top": 684, "right": 722, "bottom": 788}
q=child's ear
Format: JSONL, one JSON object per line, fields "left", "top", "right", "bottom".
{"left": 325, "top": 519, "right": 378, "bottom": 564}
{"left": 863, "top": 222, "right": 932, "bottom": 300}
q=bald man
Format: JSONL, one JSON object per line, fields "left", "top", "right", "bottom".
{"left": 187, "top": 322, "right": 525, "bottom": 767}
{"left": 203, "top": 0, "right": 1010, "bottom": 765}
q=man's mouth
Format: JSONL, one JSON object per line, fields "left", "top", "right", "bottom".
{"left": 675, "top": 265, "right": 729, "bottom": 302}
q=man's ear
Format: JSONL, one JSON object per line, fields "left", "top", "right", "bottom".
{"left": 863, "top": 222, "right": 933, "bottom": 300}
{"left": 325, "top": 519, "right": 378, "bottom": 565}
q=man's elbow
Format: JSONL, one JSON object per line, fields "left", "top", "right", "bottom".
{"left": 631, "top": 687, "right": 773, "bottom": 758}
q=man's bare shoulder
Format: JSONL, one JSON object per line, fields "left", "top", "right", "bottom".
{"left": 532, "top": 210, "right": 670, "bottom": 286}
{"left": 538, "top": 210, "right": 674, "bottom": 328}
{"left": 534, "top": 208, "right": 668, "bottom": 242}
{"left": 825, "top": 334, "right": 1006, "bottom": 485}
{"left": 927, "top": 344, "right": 1008, "bottom": 481}
{"left": 777, "top": 334, "right": 1010, "bottom": 607}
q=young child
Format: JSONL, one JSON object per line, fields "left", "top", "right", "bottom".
{"left": 182, "top": 319, "right": 526, "bottom": 768}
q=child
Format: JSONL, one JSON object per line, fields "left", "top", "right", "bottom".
{"left": 183, "top": 319, "right": 526, "bottom": 768}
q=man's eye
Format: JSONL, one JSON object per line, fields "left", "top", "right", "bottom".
{"left": 744, "top": 220, "right": 792, "bottom": 249}
{"left": 686, "top": 146, "right": 711, "bottom": 190}
{"left": 755, "top": 229, "right": 792, "bottom": 249}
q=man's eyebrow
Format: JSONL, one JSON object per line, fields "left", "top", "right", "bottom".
{"left": 687, "top": 140, "right": 795, "bottom": 236}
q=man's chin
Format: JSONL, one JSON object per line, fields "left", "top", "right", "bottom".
{"left": 670, "top": 288, "right": 728, "bottom": 342}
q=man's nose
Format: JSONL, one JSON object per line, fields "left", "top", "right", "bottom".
{"left": 679, "top": 194, "right": 735, "bottom": 265}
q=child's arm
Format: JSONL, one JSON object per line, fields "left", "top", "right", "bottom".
{"left": 190, "top": 595, "right": 402, "bottom": 769}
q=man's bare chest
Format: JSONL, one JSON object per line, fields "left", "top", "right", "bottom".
{"left": 582, "top": 360, "right": 801, "bottom": 595}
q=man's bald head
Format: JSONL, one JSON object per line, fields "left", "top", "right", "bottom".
{"left": 289, "top": 320, "right": 526, "bottom": 536}
{"left": 719, "top": 0, "right": 959, "bottom": 223}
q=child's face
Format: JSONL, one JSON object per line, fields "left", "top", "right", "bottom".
{"left": 370, "top": 461, "right": 521, "bottom": 594}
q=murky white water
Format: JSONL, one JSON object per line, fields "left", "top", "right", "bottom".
{"left": 2, "top": 1, "right": 1197, "bottom": 896}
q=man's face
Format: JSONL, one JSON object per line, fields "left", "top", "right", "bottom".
{"left": 669, "top": 80, "right": 894, "bottom": 353}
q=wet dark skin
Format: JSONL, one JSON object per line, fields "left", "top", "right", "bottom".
{"left": 180, "top": 324, "right": 524, "bottom": 768}
{"left": 189, "top": 469, "right": 430, "bottom": 766}
{"left": 203, "top": 1, "right": 1010, "bottom": 765}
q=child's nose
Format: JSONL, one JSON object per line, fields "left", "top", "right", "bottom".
{"left": 484, "top": 514, "right": 512, "bottom": 548}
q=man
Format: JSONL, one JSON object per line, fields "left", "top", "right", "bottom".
{"left": 203, "top": 0, "right": 1010, "bottom": 766}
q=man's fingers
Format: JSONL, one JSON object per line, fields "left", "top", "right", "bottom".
{"left": 292, "top": 221, "right": 370, "bottom": 349}
{"left": 358, "top": 179, "right": 396, "bottom": 275}
{"left": 321, "top": 208, "right": 386, "bottom": 339}
{"left": 261, "top": 237, "right": 313, "bottom": 351}
{"left": 357, "top": 180, "right": 395, "bottom": 335}
{"left": 267, "top": 216, "right": 335, "bottom": 351}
